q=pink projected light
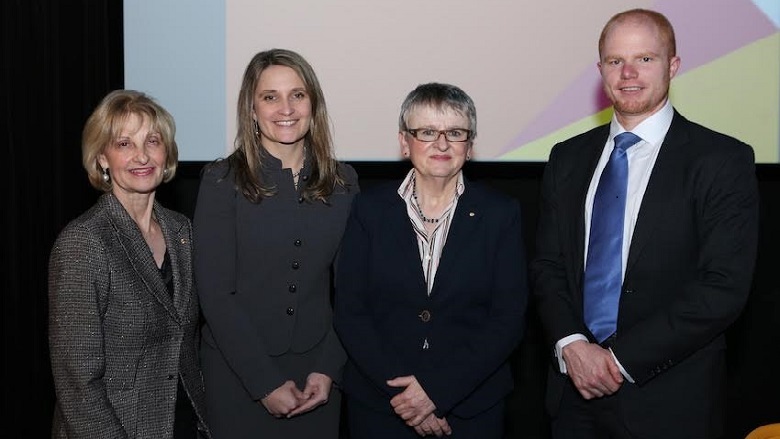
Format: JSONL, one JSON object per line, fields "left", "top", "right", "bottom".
{"left": 504, "top": 1, "right": 779, "bottom": 159}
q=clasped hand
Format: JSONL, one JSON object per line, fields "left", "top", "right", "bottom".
{"left": 259, "top": 372, "right": 332, "bottom": 418}
{"left": 387, "top": 375, "right": 452, "bottom": 437}
{"left": 562, "top": 340, "right": 623, "bottom": 400}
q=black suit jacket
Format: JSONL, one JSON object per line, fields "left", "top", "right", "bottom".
{"left": 334, "top": 178, "right": 528, "bottom": 420}
{"left": 533, "top": 111, "right": 759, "bottom": 438}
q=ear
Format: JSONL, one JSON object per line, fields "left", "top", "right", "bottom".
{"left": 668, "top": 55, "right": 681, "bottom": 80}
{"left": 98, "top": 153, "right": 109, "bottom": 171}
{"left": 398, "top": 131, "right": 410, "bottom": 157}
{"left": 596, "top": 60, "right": 606, "bottom": 79}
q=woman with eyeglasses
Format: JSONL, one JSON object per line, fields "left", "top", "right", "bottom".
{"left": 334, "top": 82, "right": 529, "bottom": 438}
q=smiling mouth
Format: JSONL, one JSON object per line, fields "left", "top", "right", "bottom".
{"left": 620, "top": 86, "right": 643, "bottom": 92}
{"left": 130, "top": 168, "right": 155, "bottom": 176}
{"left": 275, "top": 120, "right": 297, "bottom": 126}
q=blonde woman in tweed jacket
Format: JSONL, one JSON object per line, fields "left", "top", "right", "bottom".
{"left": 48, "top": 90, "right": 211, "bottom": 438}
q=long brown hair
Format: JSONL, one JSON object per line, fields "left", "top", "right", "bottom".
{"left": 227, "top": 48, "right": 345, "bottom": 203}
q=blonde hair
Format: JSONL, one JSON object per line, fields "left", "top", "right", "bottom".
{"left": 598, "top": 8, "right": 677, "bottom": 59}
{"left": 82, "top": 89, "right": 178, "bottom": 191}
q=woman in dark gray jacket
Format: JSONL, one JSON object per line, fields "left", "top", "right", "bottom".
{"left": 193, "top": 49, "right": 358, "bottom": 439}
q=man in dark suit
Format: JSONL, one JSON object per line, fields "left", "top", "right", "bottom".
{"left": 533, "top": 9, "right": 759, "bottom": 439}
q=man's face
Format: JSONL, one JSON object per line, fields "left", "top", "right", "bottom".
{"left": 598, "top": 19, "right": 680, "bottom": 129}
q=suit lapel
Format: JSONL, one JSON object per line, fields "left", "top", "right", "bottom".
{"left": 385, "top": 191, "right": 428, "bottom": 289}
{"left": 430, "top": 183, "right": 482, "bottom": 296}
{"left": 155, "top": 204, "right": 191, "bottom": 322}
{"left": 626, "top": 112, "right": 690, "bottom": 273}
{"left": 104, "top": 194, "right": 180, "bottom": 322}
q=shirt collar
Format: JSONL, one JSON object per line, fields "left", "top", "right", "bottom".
{"left": 398, "top": 169, "right": 466, "bottom": 200}
{"left": 609, "top": 99, "right": 674, "bottom": 146}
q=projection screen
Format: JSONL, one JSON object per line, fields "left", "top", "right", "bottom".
{"left": 125, "top": 0, "right": 780, "bottom": 162}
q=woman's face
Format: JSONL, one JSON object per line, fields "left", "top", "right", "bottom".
{"left": 252, "top": 65, "right": 313, "bottom": 153}
{"left": 98, "top": 112, "right": 167, "bottom": 200}
{"left": 400, "top": 105, "right": 472, "bottom": 180}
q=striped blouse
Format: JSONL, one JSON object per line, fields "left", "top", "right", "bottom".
{"left": 397, "top": 169, "right": 465, "bottom": 296}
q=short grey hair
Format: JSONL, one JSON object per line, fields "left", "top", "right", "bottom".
{"left": 398, "top": 83, "right": 477, "bottom": 139}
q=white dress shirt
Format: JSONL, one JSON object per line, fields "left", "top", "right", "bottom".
{"left": 556, "top": 100, "right": 675, "bottom": 381}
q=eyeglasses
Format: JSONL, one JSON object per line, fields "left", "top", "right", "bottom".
{"left": 406, "top": 128, "right": 472, "bottom": 143}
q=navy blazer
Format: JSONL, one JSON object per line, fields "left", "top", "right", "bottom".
{"left": 334, "top": 178, "right": 528, "bottom": 418}
{"left": 533, "top": 111, "right": 759, "bottom": 438}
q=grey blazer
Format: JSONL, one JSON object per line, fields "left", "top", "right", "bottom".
{"left": 48, "top": 193, "right": 211, "bottom": 438}
{"left": 193, "top": 158, "right": 359, "bottom": 401}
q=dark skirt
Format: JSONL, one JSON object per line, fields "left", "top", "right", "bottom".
{"left": 173, "top": 378, "right": 198, "bottom": 438}
{"left": 202, "top": 338, "right": 342, "bottom": 439}
{"left": 345, "top": 396, "right": 505, "bottom": 439}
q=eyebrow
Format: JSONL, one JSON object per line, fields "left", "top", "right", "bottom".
{"left": 412, "top": 124, "right": 468, "bottom": 129}
{"left": 604, "top": 49, "right": 662, "bottom": 59}
{"left": 258, "top": 87, "right": 307, "bottom": 93}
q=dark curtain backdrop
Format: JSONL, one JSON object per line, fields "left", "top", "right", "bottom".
{"left": 4, "top": 1, "right": 123, "bottom": 437}
{"left": 4, "top": 1, "right": 779, "bottom": 438}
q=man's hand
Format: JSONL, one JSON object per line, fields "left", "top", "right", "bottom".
{"left": 562, "top": 339, "right": 623, "bottom": 399}
{"left": 287, "top": 372, "right": 333, "bottom": 417}
{"left": 387, "top": 375, "right": 436, "bottom": 426}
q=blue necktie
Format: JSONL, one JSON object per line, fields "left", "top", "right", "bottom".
{"left": 584, "top": 132, "right": 641, "bottom": 343}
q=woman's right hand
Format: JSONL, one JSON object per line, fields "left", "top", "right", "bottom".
{"left": 414, "top": 414, "right": 452, "bottom": 437}
{"left": 259, "top": 380, "right": 304, "bottom": 417}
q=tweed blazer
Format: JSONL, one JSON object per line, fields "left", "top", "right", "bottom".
{"left": 48, "top": 193, "right": 211, "bottom": 438}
